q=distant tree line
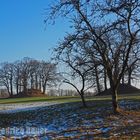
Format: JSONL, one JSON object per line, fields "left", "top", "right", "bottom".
{"left": 47, "top": 89, "right": 94, "bottom": 96}
{"left": 0, "top": 57, "right": 59, "bottom": 97}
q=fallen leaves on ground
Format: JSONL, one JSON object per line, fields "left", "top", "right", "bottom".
{"left": 0, "top": 100, "right": 139, "bottom": 139}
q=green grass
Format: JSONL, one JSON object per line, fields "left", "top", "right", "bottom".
{"left": 0, "top": 93, "right": 140, "bottom": 104}
{"left": 0, "top": 96, "right": 80, "bottom": 104}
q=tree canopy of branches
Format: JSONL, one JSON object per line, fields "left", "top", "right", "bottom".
{"left": 58, "top": 42, "right": 96, "bottom": 107}
{"left": 0, "top": 58, "right": 59, "bottom": 96}
{"left": 46, "top": 0, "right": 140, "bottom": 113}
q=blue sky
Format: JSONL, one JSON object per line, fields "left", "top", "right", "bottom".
{"left": 0, "top": 0, "right": 70, "bottom": 62}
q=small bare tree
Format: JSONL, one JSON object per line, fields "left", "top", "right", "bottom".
{"left": 0, "top": 62, "right": 15, "bottom": 96}
{"left": 39, "top": 61, "right": 59, "bottom": 94}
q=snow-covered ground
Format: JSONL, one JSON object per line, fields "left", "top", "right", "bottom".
{"left": 0, "top": 102, "right": 58, "bottom": 113}
{"left": 0, "top": 100, "right": 140, "bottom": 139}
{"left": 0, "top": 101, "right": 112, "bottom": 139}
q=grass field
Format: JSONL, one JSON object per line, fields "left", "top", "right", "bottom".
{"left": 0, "top": 93, "right": 140, "bottom": 104}
{"left": 0, "top": 93, "right": 140, "bottom": 139}
{"left": 0, "top": 96, "right": 80, "bottom": 104}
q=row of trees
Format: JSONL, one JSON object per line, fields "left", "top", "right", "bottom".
{"left": 47, "top": 0, "right": 140, "bottom": 113}
{"left": 48, "top": 89, "right": 93, "bottom": 96}
{"left": 0, "top": 57, "right": 59, "bottom": 96}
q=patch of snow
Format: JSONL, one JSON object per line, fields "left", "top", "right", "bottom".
{"left": 0, "top": 102, "right": 58, "bottom": 114}
{"left": 99, "top": 127, "right": 112, "bottom": 133}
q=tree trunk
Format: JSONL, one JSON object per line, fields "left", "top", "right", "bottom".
{"left": 16, "top": 84, "right": 19, "bottom": 95}
{"left": 128, "top": 68, "right": 132, "bottom": 85}
{"left": 122, "top": 75, "right": 125, "bottom": 84}
{"left": 80, "top": 93, "right": 87, "bottom": 107}
{"left": 42, "top": 79, "right": 48, "bottom": 94}
{"left": 6, "top": 85, "right": 11, "bottom": 97}
{"left": 38, "top": 78, "right": 42, "bottom": 91}
{"left": 10, "top": 79, "right": 13, "bottom": 97}
{"left": 35, "top": 75, "right": 38, "bottom": 89}
{"left": 23, "top": 79, "right": 28, "bottom": 94}
{"left": 104, "top": 68, "right": 107, "bottom": 91}
{"left": 10, "top": 84, "right": 13, "bottom": 96}
{"left": 111, "top": 84, "right": 119, "bottom": 114}
{"left": 42, "top": 84, "right": 46, "bottom": 94}
{"left": 16, "top": 79, "right": 19, "bottom": 95}
{"left": 19, "top": 80, "right": 22, "bottom": 93}
{"left": 95, "top": 65, "right": 101, "bottom": 93}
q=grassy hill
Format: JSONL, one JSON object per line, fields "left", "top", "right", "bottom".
{"left": 99, "top": 84, "right": 140, "bottom": 95}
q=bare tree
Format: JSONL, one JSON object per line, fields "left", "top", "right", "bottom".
{"left": 126, "top": 46, "right": 140, "bottom": 85}
{"left": 62, "top": 56, "right": 94, "bottom": 107}
{"left": 27, "top": 59, "right": 40, "bottom": 90}
{"left": 0, "top": 58, "right": 60, "bottom": 96}
{"left": 20, "top": 58, "right": 32, "bottom": 94}
{"left": 54, "top": 36, "right": 96, "bottom": 107}
{"left": 39, "top": 61, "right": 59, "bottom": 94}
{"left": 46, "top": 0, "right": 140, "bottom": 113}
{"left": 13, "top": 61, "right": 23, "bottom": 94}
{"left": 0, "top": 62, "right": 15, "bottom": 96}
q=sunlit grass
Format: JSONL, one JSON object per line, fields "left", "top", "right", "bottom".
{"left": 0, "top": 96, "right": 80, "bottom": 104}
{"left": 0, "top": 93, "right": 139, "bottom": 104}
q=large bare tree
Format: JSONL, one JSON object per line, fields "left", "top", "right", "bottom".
{"left": 46, "top": 0, "right": 140, "bottom": 113}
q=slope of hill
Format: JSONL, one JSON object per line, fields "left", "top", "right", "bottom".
{"left": 99, "top": 84, "right": 140, "bottom": 95}
{"left": 11, "top": 89, "right": 45, "bottom": 98}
